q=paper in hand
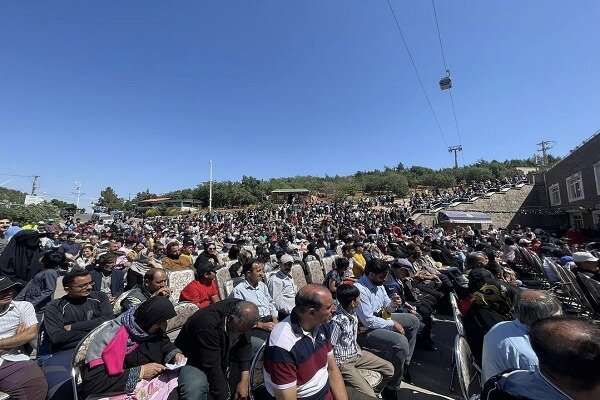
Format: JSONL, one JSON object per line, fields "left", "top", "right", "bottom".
{"left": 165, "top": 356, "right": 187, "bottom": 370}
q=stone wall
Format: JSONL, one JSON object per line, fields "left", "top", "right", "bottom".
{"left": 415, "top": 184, "right": 559, "bottom": 229}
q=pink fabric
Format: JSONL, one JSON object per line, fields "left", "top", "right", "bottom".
{"left": 95, "top": 370, "right": 179, "bottom": 400}
{"left": 101, "top": 326, "right": 130, "bottom": 375}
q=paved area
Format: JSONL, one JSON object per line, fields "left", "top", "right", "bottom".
{"left": 398, "top": 316, "right": 462, "bottom": 400}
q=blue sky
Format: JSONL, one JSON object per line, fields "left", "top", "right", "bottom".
{"left": 1, "top": 1, "right": 599, "bottom": 208}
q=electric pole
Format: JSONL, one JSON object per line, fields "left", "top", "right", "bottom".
{"left": 536, "top": 140, "right": 554, "bottom": 168}
{"left": 209, "top": 160, "right": 213, "bottom": 214}
{"left": 31, "top": 175, "right": 40, "bottom": 195}
{"left": 72, "top": 181, "right": 86, "bottom": 209}
{"left": 448, "top": 145, "right": 463, "bottom": 169}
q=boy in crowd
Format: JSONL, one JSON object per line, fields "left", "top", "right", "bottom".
{"left": 331, "top": 284, "right": 394, "bottom": 400}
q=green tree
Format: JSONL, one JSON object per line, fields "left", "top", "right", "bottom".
{"left": 97, "top": 187, "right": 125, "bottom": 210}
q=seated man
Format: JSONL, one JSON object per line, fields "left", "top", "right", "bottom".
{"left": 42, "top": 269, "right": 113, "bottom": 399}
{"left": 481, "top": 317, "right": 600, "bottom": 400}
{"left": 385, "top": 259, "right": 437, "bottom": 350}
{"left": 572, "top": 251, "right": 600, "bottom": 281}
{"left": 355, "top": 259, "right": 420, "bottom": 398}
{"left": 90, "top": 252, "right": 126, "bottom": 303}
{"left": 161, "top": 241, "right": 193, "bottom": 271}
{"left": 230, "top": 259, "right": 278, "bottom": 351}
{"left": 175, "top": 299, "right": 259, "bottom": 400}
{"left": 267, "top": 253, "right": 298, "bottom": 320}
{"left": 120, "top": 268, "right": 171, "bottom": 312}
{"left": 264, "top": 284, "right": 348, "bottom": 400}
{"left": 332, "top": 284, "right": 394, "bottom": 399}
{"left": 482, "top": 289, "right": 562, "bottom": 382}
{"left": 0, "top": 277, "right": 47, "bottom": 400}
{"left": 179, "top": 262, "right": 220, "bottom": 309}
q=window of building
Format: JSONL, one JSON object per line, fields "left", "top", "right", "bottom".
{"left": 594, "top": 161, "right": 600, "bottom": 196}
{"left": 570, "top": 212, "right": 584, "bottom": 229}
{"left": 548, "top": 183, "right": 561, "bottom": 206}
{"left": 593, "top": 210, "right": 600, "bottom": 227}
{"left": 566, "top": 172, "right": 585, "bottom": 202}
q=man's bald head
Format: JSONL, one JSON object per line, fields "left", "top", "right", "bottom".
{"left": 232, "top": 300, "right": 259, "bottom": 332}
{"left": 295, "top": 284, "right": 332, "bottom": 313}
{"left": 515, "top": 289, "right": 562, "bottom": 326}
{"left": 530, "top": 317, "right": 600, "bottom": 392}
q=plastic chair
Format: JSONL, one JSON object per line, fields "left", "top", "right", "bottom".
{"left": 249, "top": 342, "right": 267, "bottom": 400}
{"left": 70, "top": 320, "right": 113, "bottom": 400}
{"left": 215, "top": 267, "right": 233, "bottom": 300}
{"left": 166, "top": 301, "right": 199, "bottom": 333}
{"left": 322, "top": 256, "right": 335, "bottom": 275}
{"left": 112, "top": 289, "right": 133, "bottom": 316}
{"left": 306, "top": 260, "right": 325, "bottom": 285}
{"left": 167, "top": 268, "right": 195, "bottom": 304}
{"left": 290, "top": 263, "right": 307, "bottom": 290}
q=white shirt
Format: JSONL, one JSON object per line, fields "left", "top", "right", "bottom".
{"left": 267, "top": 271, "right": 297, "bottom": 314}
{"left": 0, "top": 301, "right": 37, "bottom": 364}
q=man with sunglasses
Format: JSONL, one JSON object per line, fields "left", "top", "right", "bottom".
{"left": 42, "top": 269, "right": 113, "bottom": 399}
{"left": 0, "top": 276, "right": 47, "bottom": 400}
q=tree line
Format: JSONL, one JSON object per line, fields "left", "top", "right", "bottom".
{"left": 96, "top": 157, "right": 551, "bottom": 214}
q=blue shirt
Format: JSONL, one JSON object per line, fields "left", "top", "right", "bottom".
{"left": 496, "top": 369, "right": 572, "bottom": 400}
{"left": 231, "top": 279, "right": 278, "bottom": 319}
{"left": 355, "top": 275, "right": 396, "bottom": 330}
{"left": 482, "top": 320, "right": 539, "bottom": 382}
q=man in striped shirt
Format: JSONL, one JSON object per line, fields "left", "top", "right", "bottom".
{"left": 264, "top": 284, "right": 347, "bottom": 400}
{"left": 331, "top": 284, "right": 394, "bottom": 399}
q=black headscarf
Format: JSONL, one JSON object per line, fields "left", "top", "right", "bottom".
{"left": 133, "top": 296, "right": 176, "bottom": 332}
{"left": 0, "top": 230, "right": 44, "bottom": 284}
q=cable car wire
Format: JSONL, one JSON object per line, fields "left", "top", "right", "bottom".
{"left": 385, "top": 0, "right": 448, "bottom": 148}
{"left": 431, "top": 0, "right": 463, "bottom": 149}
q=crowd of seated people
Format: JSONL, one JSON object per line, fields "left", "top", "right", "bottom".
{"left": 0, "top": 200, "right": 598, "bottom": 400}
{"left": 409, "top": 175, "right": 528, "bottom": 214}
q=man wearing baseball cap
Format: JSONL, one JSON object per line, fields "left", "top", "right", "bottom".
{"left": 572, "top": 251, "right": 600, "bottom": 281}
{"left": 0, "top": 276, "right": 47, "bottom": 400}
{"left": 267, "top": 253, "right": 298, "bottom": 320}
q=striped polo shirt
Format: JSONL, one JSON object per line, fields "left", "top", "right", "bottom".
{"left": 263, "top": 310, "right": 333, "bottom": 400}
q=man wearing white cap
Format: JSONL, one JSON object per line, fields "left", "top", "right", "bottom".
{"left": 267, "top": 253, "right": 298, "bottom": 320}
{"left": 572, "top": 251, "right": 600, "bottom": 281}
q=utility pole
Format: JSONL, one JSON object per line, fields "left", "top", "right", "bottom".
{"left": 72, "top": 181, "right": 85, "bottom": 209}
{"left": 537, "top": 140, "right": 554, "bottom": 168}
{"left": 31, "top": 175, "right": 40, "bottom": 195}
{"left": 448, "top": 145, "right": 463, "bottom": 169}
{"left": 208, "top": 160, "right": 213, "bottom": 214}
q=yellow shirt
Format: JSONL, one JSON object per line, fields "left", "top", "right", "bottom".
{"left": 352, "top": 253, "right": 367, "bottom": 277}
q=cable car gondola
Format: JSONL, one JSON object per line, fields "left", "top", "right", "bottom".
{"left": 439, "top": 70, "right": 452, "bottom": 91}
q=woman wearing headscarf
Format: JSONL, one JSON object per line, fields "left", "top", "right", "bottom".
{"left": 0, "top": 230, "right": 44, "bottom": 284}
{"left": 80, "top": 296, "right": 184, "bottom": 400}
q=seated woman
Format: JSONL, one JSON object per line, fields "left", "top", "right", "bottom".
{"left": 80, "top": 296, "right": 185, "bottom": 400}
